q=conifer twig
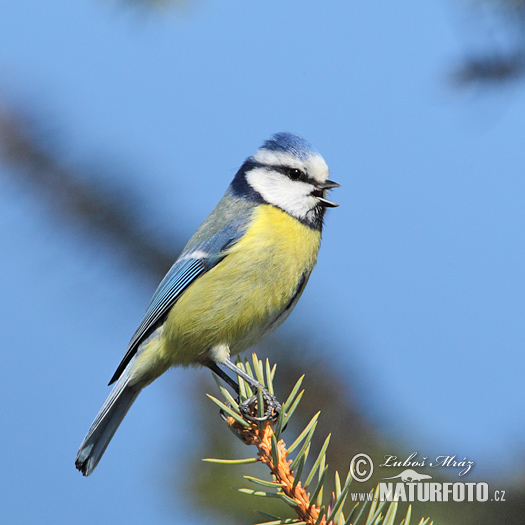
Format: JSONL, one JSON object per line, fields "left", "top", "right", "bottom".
{"left": 205, "top": 354, "right": 430, "bottom": 525}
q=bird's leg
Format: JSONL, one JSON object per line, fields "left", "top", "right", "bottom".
{"left": 206, "top": 361, "right": 240, "bottom": 394}
{"left": 222, "top": 358, "right": 281, "bottom": 422}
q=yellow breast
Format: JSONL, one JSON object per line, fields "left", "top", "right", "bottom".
{"left": 161, "top": 204, "right": 322, "bottom": 366}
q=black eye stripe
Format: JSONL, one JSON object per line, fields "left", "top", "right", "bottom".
{"left": 245, "top": 160, "right": 316, "bottom": 185}
{"left": 272, "top": 165, "right": 312, "bottom": 184}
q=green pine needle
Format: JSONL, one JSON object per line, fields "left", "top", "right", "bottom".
{"left": 203, "top": 457, "right": 258, "bottom": 464}
{"left": 275, "top": 375, "right": 305, "bottom": 438}
{"left": 335, "top": 470, "right": 342, "bottom": 499}
{"left": 252, "top": 353, "right": 266, "bottom": 386}
{"left": 383, "top": 501, "right": 399, "bottom": 525}
{"left": 326, "top": 473, "right": 351, "bottom": 524}
{"left": 271, "top": 432, "right": 280, "bottom": 465}
{"left": 238, "top": 488, "right": 281, "bottom": 498}
{"left": 244, "top": 360, "right": 254, "bottom": 382}
{"left": 308, "top": 464, "right": 328, "bottom": 504}
{"left": 346, "top": 494, "right": 371, "bottom": 525}
{"left": 235, "top": 360, "right": 249, "bottom": 399}
{"left": 211, "top": 375, "right": 240, "bottom": 411}
{"left": 366, "top": 485, "right": 380, "bottom": 524}
{"left": 287, "top": 412, "right": 320, "bottom": 454}
{"left": 282, "top": 375, "right": 305, "bottom": 414}
{"left": 289, "top": 424, "right": 317, "bottom": 471}
{"left": 206, "top": 394, "right": 250, "bottom": 428}
{"left": 316, "top": 455, "right": 326, "bottom": 507}
{"left": 265, "top": 359, "right": 276, "bottom": 395}
{"left": 329, "top": 468, "right": 354, "bottom": 523}
{"left": 314, "top": 506, "right": 326, "bottom": 525}
{"left": 343, "top": 503, "right": 359, "bottom": 525}
{"left": 280, "top": 390, "right": 304, "bottom": 429}
{"left": 303, "top": 434, "right": 331, "bottom": 488}
{"left": 244, "top": 475, "right": 281, "bottom": 489}
{"left": 404, "top": 505, "right": 412, "bottom": 525}
{"left": 278, "top": 492, "right": 299, "bottom": 507}
{"left": 366, "top": 496, "right": 388, "bottom": 525}
{"left": 256, "top": 511, "right": 282, "bottom": 521}
{"left": 291, "top": 445, "right": 308, "bottom": 489}
{"left": 274, "top": 406, "right": 287, "bottom": 440}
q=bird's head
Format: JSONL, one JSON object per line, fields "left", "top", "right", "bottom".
{"left": 231, "top": 132, "right": 339, "bottom": 230}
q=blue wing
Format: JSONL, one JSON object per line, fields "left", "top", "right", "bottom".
{"left": 108, "top": 220, "right": 247, "bottom": 384}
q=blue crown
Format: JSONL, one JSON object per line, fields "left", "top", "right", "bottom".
{"left": 260, "top": 132, "right": 318, "bottom": 160}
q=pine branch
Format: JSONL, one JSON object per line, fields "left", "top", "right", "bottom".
{"left": 204, "top": 354, "right": 431, "bottom": 525}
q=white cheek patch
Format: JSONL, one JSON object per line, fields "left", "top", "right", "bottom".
{"left": 246, "top": 168, "right": 317, "bottom": 220}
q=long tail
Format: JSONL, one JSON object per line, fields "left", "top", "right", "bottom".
{"left": 75, "top": 371, "right": 141, "bottom": 476}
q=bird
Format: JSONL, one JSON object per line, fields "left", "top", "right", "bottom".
{"left": 75, "top": 132, "right": 339, "bottom": 476}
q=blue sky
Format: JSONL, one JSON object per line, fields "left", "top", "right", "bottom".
{"left": 1, "top": 1, "right": 524, "bottom": 523}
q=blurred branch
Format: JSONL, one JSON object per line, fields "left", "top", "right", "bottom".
{"left": 0, "top": 103, "right": 177, "bottom": 279}
{"left": 116, "top": 0, "right": 189, "bottom": 12}
{"left": 451, "top": 52, "right": 525, "bottom": 85}
{"left": 453, "top": 0, "right": 525, "bottom": 85}
{"left": 123, "top": 0, "right": 185, "bottom": 5}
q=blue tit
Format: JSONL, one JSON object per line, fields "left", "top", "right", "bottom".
{"left": 75, "top": 132, "right": 339, "bottom": 476}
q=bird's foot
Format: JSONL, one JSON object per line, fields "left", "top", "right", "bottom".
{"left": 239, "top": 387, "right": 281, "bottom": 422}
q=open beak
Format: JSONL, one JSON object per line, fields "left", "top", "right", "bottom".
{"left": 316, "top": 179, "right": 340, "bottom": 208}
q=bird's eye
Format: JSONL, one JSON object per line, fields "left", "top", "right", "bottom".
{"left": 288, "top": 168, "right": 304, "bottom": 181}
